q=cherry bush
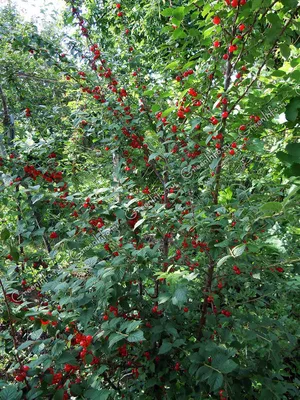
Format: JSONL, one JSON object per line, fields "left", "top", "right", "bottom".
{"left": 0, "top": 1, "right": 300, "bottom": 399}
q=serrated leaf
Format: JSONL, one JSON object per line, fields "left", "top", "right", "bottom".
{"left": 196, "top": 365, "right": 212, "bottom": 381}
{"left": 127, "top": 330, "right": 145, "bottom": 342}
{"left": 219, "top": 359, "right": 238, "bottom": 374}
{"left": 0, "top": 386, "right": 22, "bottom": 400}
{"left": 208, "top": 372, "right": 223, "bottom": 391}
{"left": 26, "top": 390, "right": 44, "bottom": 400}
{"left": 172, "top": 287, "right": 187, "bottom": 305}
{"left": 109, "top": 333, "right": 125, "bottom": 348}
{"left": 125, "top": 320, "right": 141, "bottom": 334}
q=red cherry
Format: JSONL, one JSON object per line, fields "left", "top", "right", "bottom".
{"left": 213, "top": 16, "right": 221, "bottom": 25}
{"left": 223, "top": 54, "right": 229, "bottom": 60}
{"left": 15, "top": 373, "right": 26, "bottom": 382}
{"left": 229, "top": 149, "right": 235, "bottom": 155}
{"left": 239, "top": 24, "right": 246, "bottom": 31}
{"left": 222, "top": 111, "right": 229, "bottom": 119}
{"left": 231, "top": 0, "right": 238, "bottom": 7}
{"left": 213, "top": 41, "right": 220, "bottom": 48}
{"left": 231, "top": 142, "right": 237, "bottom": 148}
{"left": 49, "top": 232, "right": 58, "bottom": 239}
{"left": 116, "top": 3, "right": 121, "bottom": 8}
{"left": 239, "top": 124, "right": 246, "bottom": 131}
{"left": 177, "top": 110, "right": 185, "bottom": 119}
{"left": 174, "top": 362, "right": 181, "bottom": 371}
{"left": 183, "top": 307, "right": 189, "bottom": 312}
{"left": 103, "top": 315, "right": 109, "bottom": 321}
{"left": 188, "top": 88, "right": 198, "bottom": 97}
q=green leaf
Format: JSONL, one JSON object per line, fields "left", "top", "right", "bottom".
{"left": 161, "top": 8, "right": 173, "bottom": 17}
{"left": 285, "top": 98, "right": 300, "bottom": 122}
{"left": 266, "top": 13, "right": 281, "bottom": 26}
{"left": 53, "top": 389, "right": 64, "bottom": 400}
{"left": 165, "top": 60, "right": 180, "bottom": 70}
{"left": 70, "top": 384, "right": 83, "bottom": 396}
{"left": 203, "top": 26, "right": 216, "bottom": 38}
{"left": 161, "top": 6, "right": 185, "bottom": 21}
{"left": 127, "top": 330, "right": 145, "bottom": 342}
{"left": 158, "top": 341, "right": 173, "bottom": 354}
{"left": 173, "top": 6, "right": 185, "bottom": 21}
{"left": 260, "top": 202, "right": 282, "bottom": 214}
{"left": 172, "top": 287, "right": 187, "bottom": 305}
{"left": 18, "top": 340, "right": 35, "bottom": 350}
{"left": 276, "top": 150, "right": 298, "bottom": 164}
{"left": 216, "top": 255, "right": 232, "bottom": 268}
{"left": 126, "top": 320, "right": 141, "bottom": 334}
{"left": 109, "top": 333, "right": 125, "bottom": 348}
{"left": 32, "top": 193, "right": 44, "bottom": 204}
{"left": 9, "top": 246, "right": 19, "bottom": 262}
{"left": 0, "top": 228, "right": 10, "bottom": 241}
{"left": 286, "top": 142, "right": 300, "bottom": 157}
{"left": 151, "top": 104, "right": 160, "bottom": 113}
{"left": 30, "top": 329, "right": 43, "bottom": 340}
{"left": 279, "top": 43, "right": 290, "bottom": 60}
{"left": 231, "top": 244, "right": 246, "bottom": 257}
{"left": 0, "top": 386, "right": 22, "bottom": 400}
{"left": 208, "top": 372, "right": 223, "bottom": 391}
{"left": 134, "top": 218, "right": 145, "bottom": 231}
{"left": 196, "top": 365, "right": 212, "bottom": 381}
{"left": 26, "top": 390, "right": 44, "bottom": 400}
{"left": 85, "top": 389, "right": 111, "bottom": 400}
{"left": 173, "top": 28, "right": 187, "bottom": 40}
{"left": 219, "top": 359, "right": 238, "bottom": 374}
{"left": 162, "top": 107, "right": 176, "bottom": 117}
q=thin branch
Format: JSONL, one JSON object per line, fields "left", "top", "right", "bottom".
{"left": 228, "top": 7, "right": 300, "bottom": 115}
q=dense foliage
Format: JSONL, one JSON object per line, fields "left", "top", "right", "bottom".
{"left": 0, "top": 1, "right": 300, "bottom": 399}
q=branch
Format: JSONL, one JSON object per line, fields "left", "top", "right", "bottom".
{"left": 17, "top": 72, "right": 58, "bottom": 83}
{"left": 0, "top": 278, "right": 31, "bottom": 390}
{"left": 228, "top": 6, "right": 300, "bottom": 115}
